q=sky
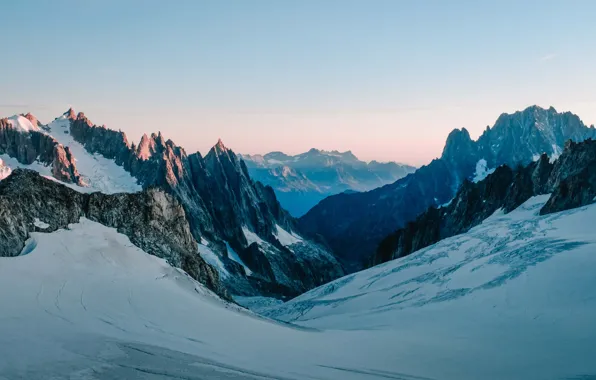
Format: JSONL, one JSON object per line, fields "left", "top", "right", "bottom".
{"left": 2, "top": 0, "right": 596, "bottom": 166}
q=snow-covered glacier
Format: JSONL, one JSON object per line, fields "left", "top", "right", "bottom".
{"left": 1, "top": 196, "right": 596, "bottom": 379}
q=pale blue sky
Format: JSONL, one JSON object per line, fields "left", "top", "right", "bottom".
{"left": 2, "top": 0, "right": 596, "bottom": 165}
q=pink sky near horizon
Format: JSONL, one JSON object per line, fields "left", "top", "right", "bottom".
{"left": 5, "top": 101, "right": 596, "bottom": 167}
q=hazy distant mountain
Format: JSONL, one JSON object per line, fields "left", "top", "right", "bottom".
{"left": 299, "top": 105, "right": 596, "bottom": 271}
{"left": 240, "top": 149, "right": 416, "bottom": 216}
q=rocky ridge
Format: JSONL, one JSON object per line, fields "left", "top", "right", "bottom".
{"left": 370, "top": 138, "right": 596, "bottom": 266}
{"left": 0, "top": 109, "right": 344, "bottom": 298}
{"left": 300, "top": 105, "right": 596, "bottom": 271}
{"left": 0, "top": 117, "right": 81, "bottom": 184}
{"left": 0, "top": 169, "right": 227, "bottom": 299}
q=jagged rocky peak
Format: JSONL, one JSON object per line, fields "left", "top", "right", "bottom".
{"left": 22, "top": 112, "right": 41, "bottom": 128}
{"left": 0, "top": 114, "right": 81, "bottom": 185}
{"left": 136, "top": 133, "right": 160, "bottom": 160}
{"left": 212, "top": 138, "right": 232, "bottom": 156}
{"left": 64, "top": 107, "right": 77, "bottom": 120}
{"left": 1, "top": 107, "right": 344, "bottom": 298}
{"left": 441, "top": 127, "right": 475, "bottom": 159}
{"left": 371, "top": 137, "right": 596, "bottom": 268}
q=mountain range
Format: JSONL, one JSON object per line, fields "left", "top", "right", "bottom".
{"left": 299, "top": 105, "right": 596, "bottom": 271}
{"left": 0, "top": 109, "right": 344, "bottom": 300}
{"left": 240, "top": 149, "right": 415, "bottom": 216}
{"left": 2, "top": 104, "right": 596, "bottom": 378}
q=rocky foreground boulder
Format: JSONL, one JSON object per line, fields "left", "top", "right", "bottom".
{"left": 0, "top": 169, "right": 227, "bottom": 299}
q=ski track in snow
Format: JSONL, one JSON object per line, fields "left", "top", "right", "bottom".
{"left": 1, "top": 200, "right": 596, "bottom": 378}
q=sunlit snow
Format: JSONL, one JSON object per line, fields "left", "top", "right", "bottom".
{"left": 45, "top": 115, "right": 141, "bottom": 194}
{"left": 6, "top": 115, "right": 40, "bottom": 133}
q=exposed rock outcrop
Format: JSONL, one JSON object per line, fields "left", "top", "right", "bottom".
{"left": 0, "top": 169, "right": 227, "bottom": 299}
{"left": 301, "top": 105, "right": 596, "bottom": 271}
{"left": 61, "top": 111, "right": 343, "bottom": 297}
{"left": 371, "top": 138, "right": 596, "bottom": 267}
{"left": 541, "top": 139, "right": 596, "bottom": 214}
{"left": 0, "top": 117, "right": 81, "bottom": 184}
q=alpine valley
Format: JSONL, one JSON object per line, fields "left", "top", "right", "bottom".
{"left": 1, "top": 105, "right": 596, "bottom": 379}
{"left": 240, "top": 150, "right": 415, "bottom": 216}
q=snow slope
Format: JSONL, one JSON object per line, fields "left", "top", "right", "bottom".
{"left": 268, "top": 195, "right": 596, "bottom": 379}
{"left": 45, "top": 115, "right": 141, "bottom": 193}
{"left": 2, "top": 199, "right": 596, "bottom": 379}
{"left": 0, "top": 218, "right": 431, "bottom": 380}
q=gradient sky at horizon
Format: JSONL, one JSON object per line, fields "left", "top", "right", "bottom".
{"left": 2, "top": 0, "right": 596, "bottom": 166}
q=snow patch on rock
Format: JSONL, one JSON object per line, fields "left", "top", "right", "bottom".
{"left": 242, "top": 227, "right": 265, "bottom": 246}
{"left": 33, "top": 218, "right": 50, "bottom": 229}
{"left": 45, "top": 116, "right": 141, "bottom": 194}
{"left": 198, "top": 243, "right": 229, "bottom": 278}
{"left": 472, "top": 158, "right": 495, "bottom": 183}
{"left": 6, "top": 115, "right": 41, "bottom": 133}
{"left": 274, "top": 225, "right": 303, "bottom": 246}
{"left": 226, "top": 242, "right": 253, "bottom": 276}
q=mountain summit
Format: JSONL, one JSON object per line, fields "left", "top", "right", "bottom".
{"left": 0, "top": 108, "right": 344, "bottom": 298}
{"left": 299, "top": 105, "right": 596, "bottom": 271}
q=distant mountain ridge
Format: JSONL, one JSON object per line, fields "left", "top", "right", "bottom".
{"left": 240, "top": 149, "right": 416, "bottom": 216}
{"left": 299, "top": 105, "right": 596, "bottom": 271}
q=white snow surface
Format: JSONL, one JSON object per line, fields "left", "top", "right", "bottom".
{"left": 242, "top": 226, "right": 266, "bottom": 246}
{"left": 226, "top": 242, "right": 253, "bottom": 276}
{"left": 274, "top": 224, "right": 303, "bottom": 246}
{"left": 197, "top": 242, "right": 229, "bottom": 278}
{"left": 33, "top": 218, "right": 50, "bottom": 229}
{"left": 472, "top": 158, "right": 495, "bottom": 183}
{"left": 0, "top": 153, "right": 53, "bottom": 179}
{"left": 550, "top": 143, "right": 562, "bottom": 163}
{"left": 266, "top": 195, "right": 596, "bottom": 379}
{"left": 45, "top": 116, "right": 141, "bottom": 194}
{"left": 1, "top": 201, "right": 596, "bottom": 378}
{"left": 0, "top": 218, "right": 462, "bottom": 380}
{"left": 6, "top": 115, "right": 40, "bottom": 133}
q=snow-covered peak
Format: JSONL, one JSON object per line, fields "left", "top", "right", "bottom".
{"left": 6, "top": 115, "right": 41, "bottom": 133}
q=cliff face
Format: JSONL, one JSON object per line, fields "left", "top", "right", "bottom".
{"left": 541, "top": 139, "right": 596, "bottom": 215}
{"left": 63, "top": 111, "right": 343, "bottom": 297}
{"left": 0, "top": 169, "right": 227, "bottom": 299}
{"left": 371, "top": 138, "right": 596, "bottom": 267}
{"left": 301, "top": 105, "right": 596, "bottom": 271}
{"left": 0, "top": 117, "right": 81, "bottom": 184}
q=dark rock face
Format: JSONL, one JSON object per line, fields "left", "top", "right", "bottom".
{"left": 371, "top": 139, "right": 596, "bottom": 267}
{"left": 0, "top": 169, "right": 227, "bottom": 299}
{"left": 541, "top": 139, "right": 596, "bottom": 214}
{"left": 299, "top": 158, "right": 457, "bottom": 271}
{"left": 63, "top": 112, "right": 343, "bottom": 297}
{"left": 301, "top": 105, "right": 596, "bottom": 271}
{"left": 0, "top": 117, "right": 81, "bottom": 184}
